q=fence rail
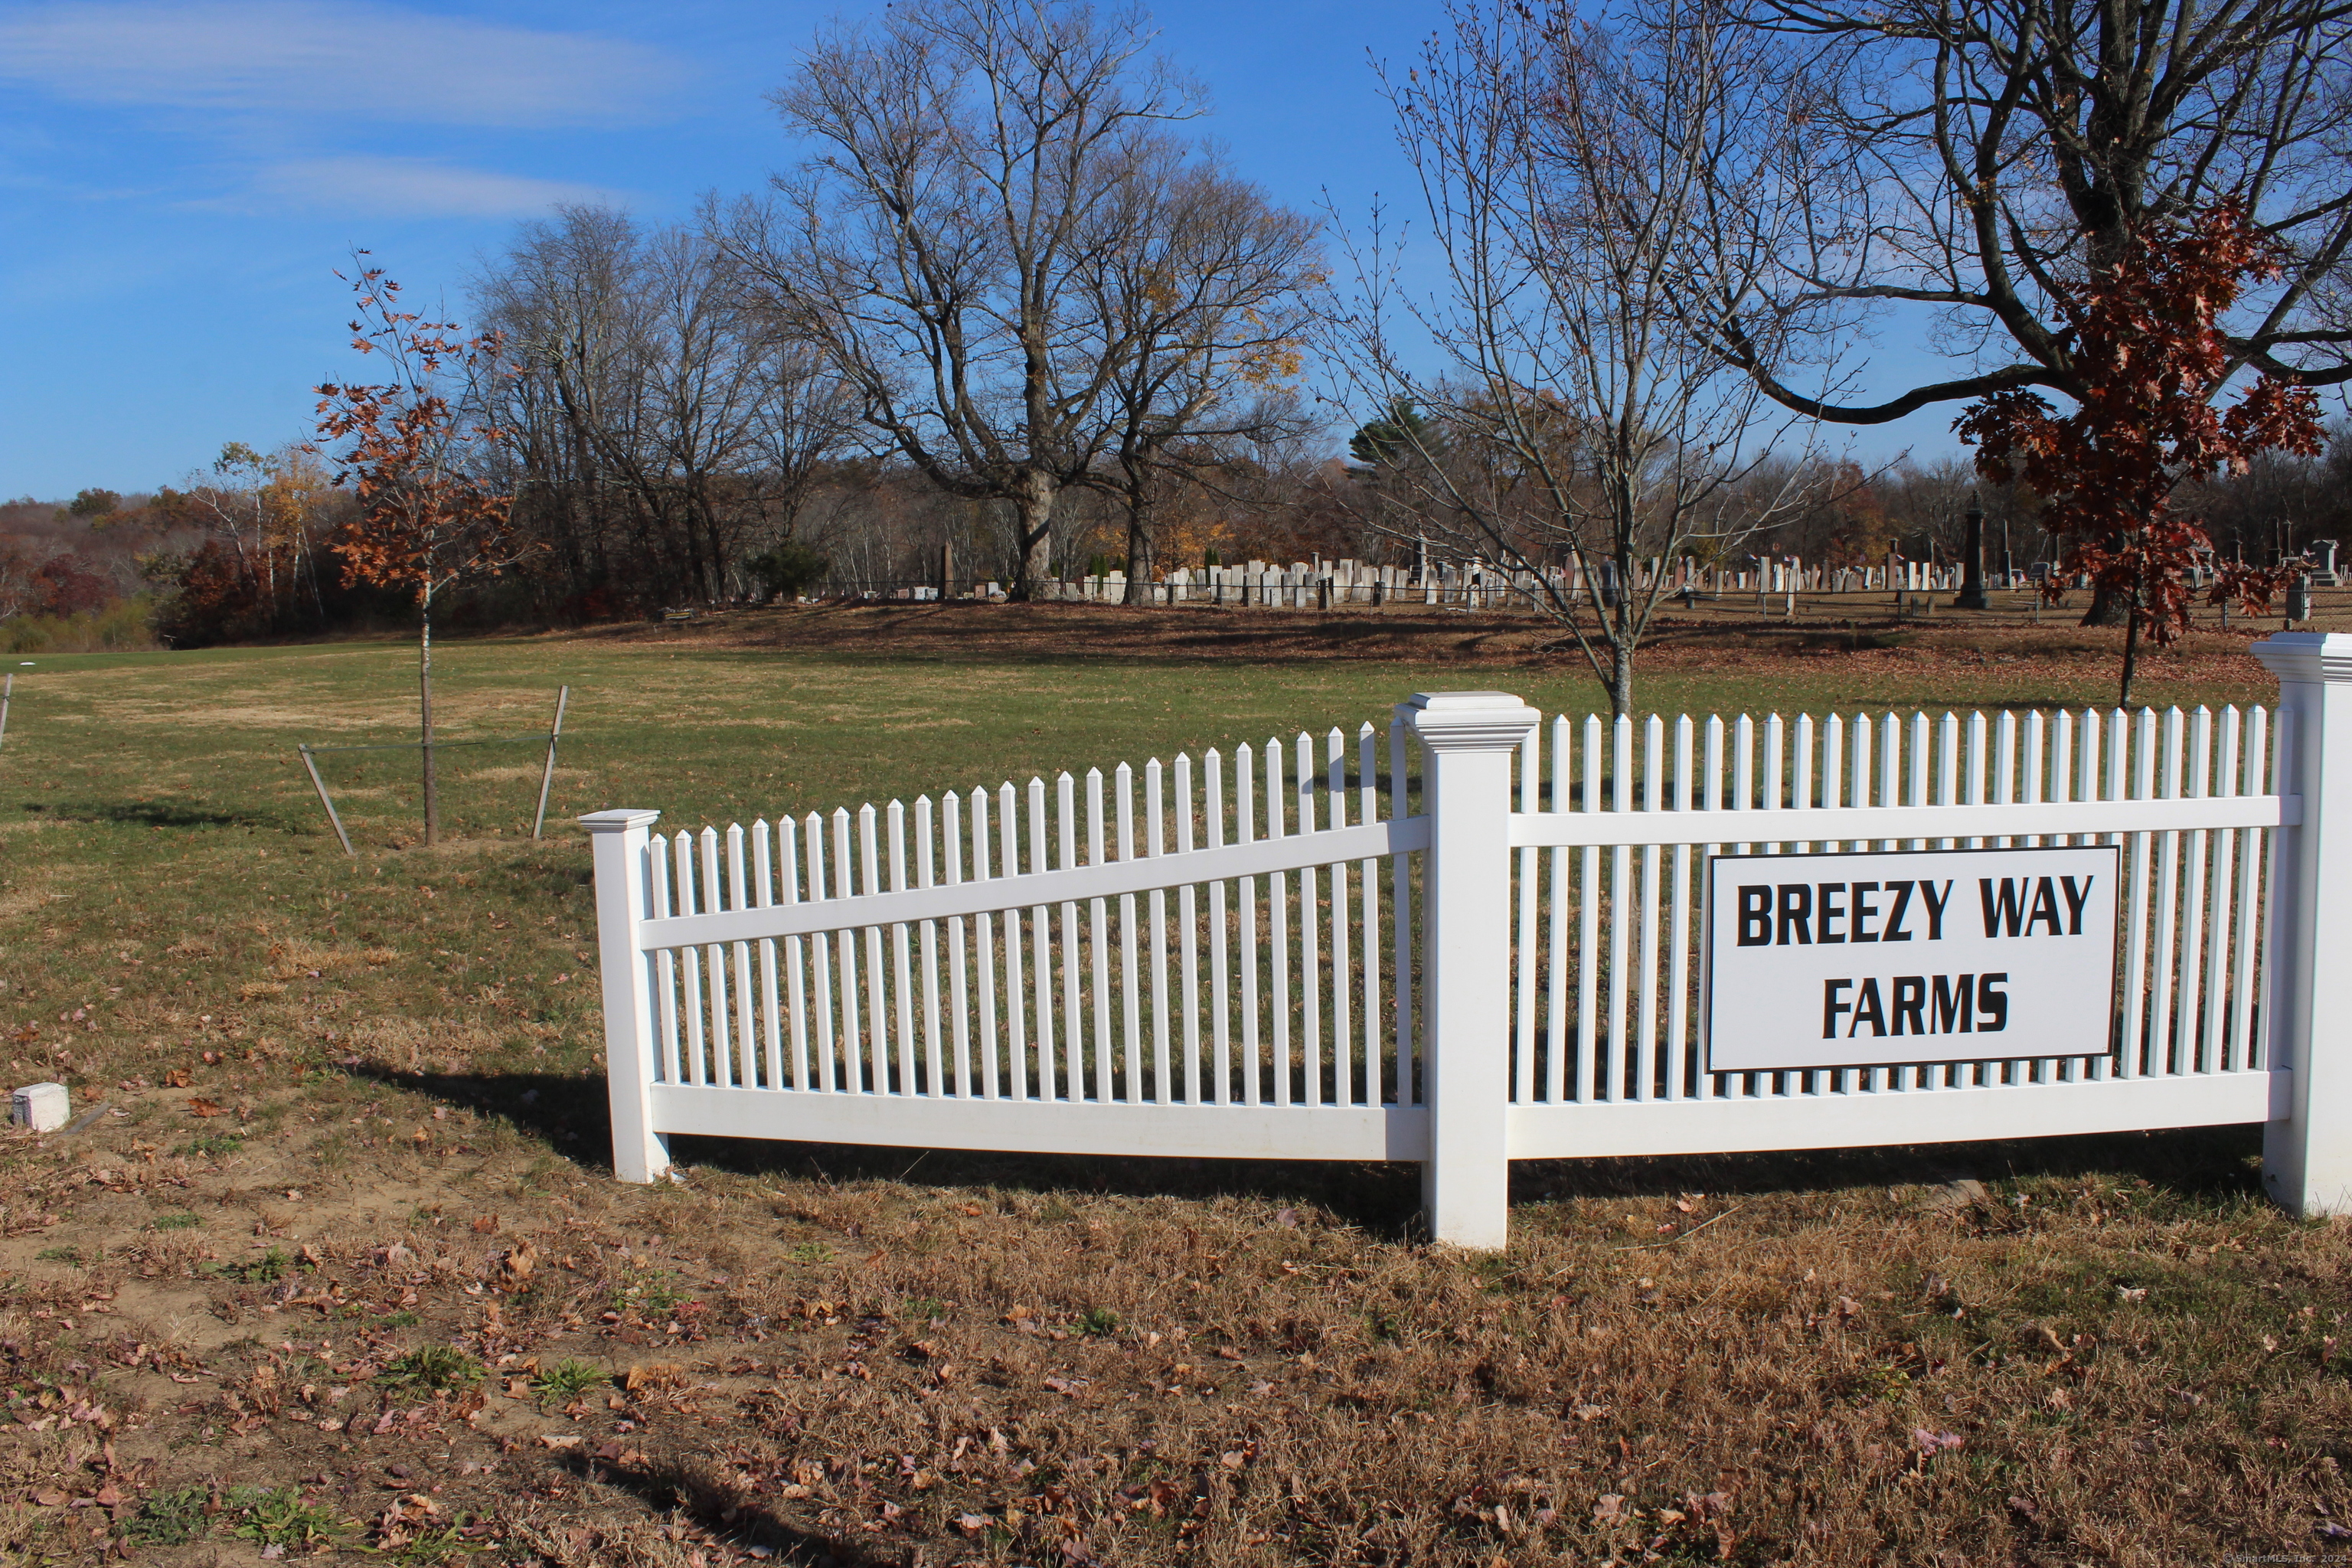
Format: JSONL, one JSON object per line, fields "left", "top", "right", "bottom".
{"left": 587, "top": 635, "right": 2352, "bottom": 1245}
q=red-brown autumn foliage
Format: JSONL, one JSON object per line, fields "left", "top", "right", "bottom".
{"left": 313, "top": 257, "right": 533, "bottom": 845}
{"left": 1957, "top": 201, "right": 2324, "bottom": 704}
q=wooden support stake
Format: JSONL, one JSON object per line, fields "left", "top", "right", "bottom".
{"left": 532, "top": 685, "right": 570, "bottom": 840}
{"left": 0, "top": 671, "right": 11, "bottom": 751}
{"left": 299, "top": 745, "right": 355, "bottom": 856}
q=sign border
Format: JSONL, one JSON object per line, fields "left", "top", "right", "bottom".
{"left": 1701, "top": 841, "right": 2124, "bottom": 1076}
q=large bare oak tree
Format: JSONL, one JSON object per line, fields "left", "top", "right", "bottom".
{"left": 714, "top": 0, "right": 1215, "bottom": 599}
{"left": 1717, "top": 0, "right": 2352, "bottom": 423}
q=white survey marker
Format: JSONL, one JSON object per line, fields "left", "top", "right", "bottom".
{"left": 1706, "top": 844, "right": 2122, "bottom": 1073}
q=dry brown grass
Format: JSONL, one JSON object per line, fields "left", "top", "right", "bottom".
{"left": 1, "top": 620, "right": 2344, "bottom": 1566}
{"left": 4, "top": 1085, "right": 2344, "bottom": 1566}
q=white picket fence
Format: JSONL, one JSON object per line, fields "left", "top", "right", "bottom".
{"left": 587, "top": 634, "right": 2352, "bottom": 1245}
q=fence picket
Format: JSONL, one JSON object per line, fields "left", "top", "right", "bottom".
{"left": 2200, "top": 708, "right": 2238, "bottom": 1074}
{"left": 753, "top": 821, "right": 782, "bottom": 1089}
{"left": 651, "top": 827, "right": 681, "bottom": 1086}
{"left": 1328, "top": 730, "right": 1351, "bottom": 1109}
{"left": 678, "top": 831, "right": 707, "bottom": 1086}
{"left": 1358, "top": 724, "right": 1381, "bottom": 1109}
{"left": 1269, "top": 737, "right": 1291, "bottom": 1107}
{"left": 1607, "top": 715, "right": 1632, "bottom": 1101}
{"left": 916, "top": 796, "right": 942, "bottom": 1097}
{"left": 887, "top": 802, "right": 916, "bottom": 1095}
{"left": 1027, "top": 779, "right": 1054, "bottom": 1102}
{"left": 701, "top": 827, "right": 730, "bottom": 1086}
{"left": 2230, "top": 710, "right": 2267, "bottom": 1067}
{"left": 2177, "top": 709, "right": 2213, "bottom": 1078}
{"left": 1637, "top": 714, "right": 1664, "bottom": 1102}
{"left": 1148, "top": 757, "right": 1171, "bottom": 1105}
{"left": 1059, "top": 773, "right": 1084, "bottom": 1100}
{"left": 1581, "top": 715, "right": 1605, "bottom": 1102}
{"left": 942, "top": 794, "right": 969, "bottom": 1097}
{"left": 1178, "top": 753, "right": 1202, "bottom": 1105}
{"left": 1116, "top": 762, "right": 1140, "bottom": 1101}
{"left": 1239, "top": 742, "right": 1261, "bottom": 1106}
{"left": 971, "top": 789, "right": 1000, "bottom": 1099}
{"left": 1207, "top": 750, "right": 1232, "bottom": 1104}
{"left": 726, "top": 825, "right": 755, "bottom": 1088}
{"left": 1295, "top": 734, "right": 1320, "bottom": 1109}
{"left": 1515, "top": 724, "right": 1539, "bottom": 1103}
{"left": 1088, "top": 769, "right": 1112, "bottom": 1104}
{"left": 998, "top": 782, "right": 1027, "bottom": 1100}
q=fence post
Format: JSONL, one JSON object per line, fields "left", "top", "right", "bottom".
{"left": 1402, "top": 690, "right": 1542, "bottom": 1248}
{"left": 582, "top": 808, "right": 670, "bottom": 1184}
{"left": 2252, "top": 634, "right": 2352, "bottom": 1214}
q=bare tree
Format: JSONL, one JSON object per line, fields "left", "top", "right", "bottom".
{"left": 480, "top": 207, "right": 853, "bottom": 608}
{"left": 714, "top": 0, "right": 1211, "bottom": 599}
{"left": 1717, "top": 0, "right": 2352, "bottom": 420}
{"left": 1079, "top": 149, "right": 1321, "bottom": 599}
{"left": 1327, "top": 0, "right": 1824, "bottom": 717}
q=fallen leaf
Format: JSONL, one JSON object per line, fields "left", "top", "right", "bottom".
{"left": 187, "top": 1099, "right": 227, "bottom": 1118}
{"left": 623, "top": 1363, "right": 683, "bottom": 1393}
{"left": 538, "top": 1432, "right": 583, "bottom": 1449}
{"left": 162, "top": 1069, "right": 191, "bottom": 1088}
{"left": 497, "top": 1240, "right": 537, "bottom": 1292}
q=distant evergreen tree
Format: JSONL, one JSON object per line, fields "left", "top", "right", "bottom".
{"left": 1348, "top": 398, "right": 1446, "bottom": 472}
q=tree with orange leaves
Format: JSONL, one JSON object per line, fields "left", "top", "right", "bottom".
{"left": 1958, "top": 201, "right": 2324, "bottom": 707}
{"left": 315, "top": 256, "right": 534, "bottom": 846}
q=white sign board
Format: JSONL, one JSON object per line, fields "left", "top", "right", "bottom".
{"left": 1705, "top": 844, "right": 2120, "bottom": 1073}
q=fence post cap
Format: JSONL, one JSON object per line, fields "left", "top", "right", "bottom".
{"left": 579, "top": 808, "right": 662, "bottom": 834}
{"left": 2252, "top": 632, "right": 2352, "bottom": 682}
{"left": 1398, "top": 691, "right": 1541, "bottom": 750}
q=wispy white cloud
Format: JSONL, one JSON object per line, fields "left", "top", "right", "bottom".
{"left": 248, "top": 155, "right": 623, "bottom": 217}
{"left": 0, "top": 2, "right": 691, "bottom": 128}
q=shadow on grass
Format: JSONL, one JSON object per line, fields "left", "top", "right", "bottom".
{"left": 354, "top": 1063, "right": 2269, "bottom": 1235}
{"left": 32, "top": 799, "right": 292, "bottom": 831}
{"left": 556, "top": 1447, "right": 896, "bottom": 1568}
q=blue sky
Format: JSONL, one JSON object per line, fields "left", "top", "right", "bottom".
{"left": 0, "top": 0, "right": 1961, "bottom": 499}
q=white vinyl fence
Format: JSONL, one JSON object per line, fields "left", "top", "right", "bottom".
{"left": 587, "top": 633, "right": 2352, "bottom": 1246}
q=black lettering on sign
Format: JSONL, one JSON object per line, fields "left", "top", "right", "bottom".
{"left": 2060, "top": 876, "right": 2095, "bottom": 935}
{"left": 1849, "top": 977, "right": 1886, "bottom": 1036}
{"left": 1980, "top": 877, "right": 2027, "bottom": 936}
{"left": 1851, "top": 882, "right": 1881, "bottom": 942}
{"left": 1817, "top": 884, "right": 1847, "bottom": 943}
{"left": 1821, "top": 974, "right": 2011, "bottom": 1040}
{"left": 2026, "top": 877, "right": 2064, "bottom": 936}
{"left": 1891, "top": 975, "right": 1927, "bottom": 1035}
{"left": 1919, "top": 880, "right": 1953, "bottom": 939}
{"left": 1738, "top": 886, "right": 1772, "bottom": 945}
{"left": 1930, "top": 974, "right": 1974, "bottom": 1034}
{"left": 1823, "top": 978, "right": 1853, "bottom": 1038}
{"left": 1777, "top": 884, "right": 1812, "bottom": 945}
{"left": 1978, "top": 972, "right": 2010, "bottom": 1031}
{"left": 1981, "top": 876, "right": 2095, "bottom": 938}
{"left": 1883, "top": 881, "right": 1916, "bottom": 942}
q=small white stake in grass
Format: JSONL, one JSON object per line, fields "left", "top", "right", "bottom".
{"left": 11, "top": 1082, "right": 68, "bottom": 1132}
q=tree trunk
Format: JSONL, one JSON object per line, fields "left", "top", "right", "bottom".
{"left": 1010, "top": 472, "right": 1060, "bottom": 603}
{"left": 419, "top": 590, "right": 439, "bottom": 848}
{"left": 2079, "top": 577, "right": 2128, "bottom": 627}
{"left": 2117, "top": 578, "right": 2143, "bottom": 710}
{"left": 1609, "top": 635, "right": 1635, "bottom": 721}
{"left": 1122, "top": 493, "right": 1154, "bottom": 606}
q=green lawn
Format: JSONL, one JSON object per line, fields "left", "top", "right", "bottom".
{"left": 0, "top": 610, "right": 2333, "bottom": 1567}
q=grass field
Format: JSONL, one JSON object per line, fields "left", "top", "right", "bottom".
{"left": 0, "top": 601, "right": 2343, "bottom": 1566}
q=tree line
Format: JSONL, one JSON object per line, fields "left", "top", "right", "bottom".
{"left": 7, "top": 0, "right": 2348, "bottom": 709}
